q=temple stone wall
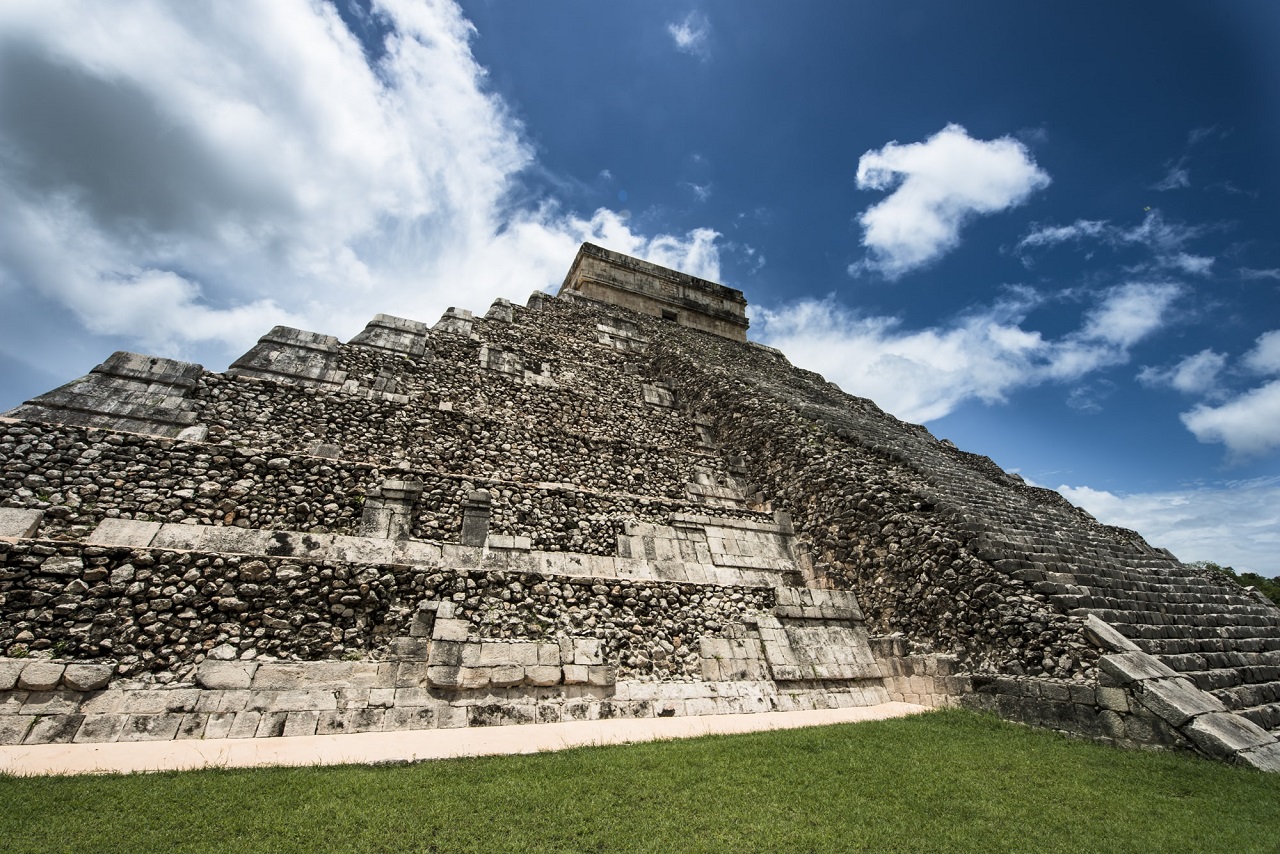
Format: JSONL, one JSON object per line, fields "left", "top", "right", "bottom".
{"left": 2, "top": 243, "right": 1278, "bottom": 770}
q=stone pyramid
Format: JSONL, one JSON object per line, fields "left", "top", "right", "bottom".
{"left": 1, "top": 243, "right": 1277, "bottom": 770}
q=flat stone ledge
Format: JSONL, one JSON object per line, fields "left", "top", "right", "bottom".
{"left": 1183, "top": 712, "right": 1276, "bottom": 759}
{"left": 1098, "top": 652, "right": 1176, "bottom": 686}
{"left": 0, "top": 508, "right": 43, "bottom": 539}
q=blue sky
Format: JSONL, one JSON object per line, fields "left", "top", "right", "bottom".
{"left": 0, "top": 1, "right": 1277, "bottom": 571}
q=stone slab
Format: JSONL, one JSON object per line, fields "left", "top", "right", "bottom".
{"left": 1098, "top": 652, "right": 1177, "bottom": 686}
{"left": 0, "top": 508, "right": 44, "bottom": 539}
{"left": 62, "top": 664, "right": 114, "bottom": 692}
{"left": 1134, "top": 677, "right": 1226, "bottom": 727}
{"left": 1184, "top": 712, "right": 1275, "bottom": 758}
{"left": 17, "top": 663, "right": 65, "bottom": 692}
{"left": 86, "top": 518, "right": 161, "bottom": 547}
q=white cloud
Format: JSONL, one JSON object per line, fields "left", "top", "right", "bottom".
{"left": 1165, "top": 253, "right": 1213, "bottom": 276}
{"left": 1240, "top": 267, "right": 1280, "bottom": 281}
{"left": 1058, "top": 478, "right": 1280, "bottom": 575}
{"left": 1016, "top": 219, "right": 1108, "bottom": 249}
{"left": 1151, "top": 158, "right": 1190, "bottom": 191}
{"left": 1018, "top": 211, "right": 1215, "bottom": 278}
{"left": 1181, "top": 380, "right": 1280, "bottom": 459}
{"left": 667, "top": 12, "right": 710, "bottom": 60}
{"left": 1138, "top": 349, "right": 1227, "bottom": 395}
{"left": 851, "top": 123, "right": 1050, "bottom": 279}
{"left": 755, "top": 281, "right": 1178, "bottom": 424}
{"left": 1244, "top": 330, "right": 1280, "bottom": 375}
{"left": 0, "top": 0, "right": 723, "bottom": 385}
{"left": 684, "top": 181, "right": 713, "bottom": 202}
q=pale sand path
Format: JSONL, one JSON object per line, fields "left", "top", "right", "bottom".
{"left": 0, "top": 702, "right": 928, "bottom": 776}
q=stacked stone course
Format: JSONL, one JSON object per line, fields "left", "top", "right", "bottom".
{"left": 1, "top": 243, "right": 1278, "bottom": 771}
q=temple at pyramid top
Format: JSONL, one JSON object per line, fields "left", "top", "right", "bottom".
{"left": 559, "top": 242, "right": 750, "bottom": 342}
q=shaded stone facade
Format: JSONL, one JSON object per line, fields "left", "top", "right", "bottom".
{"left": 1, "top": 244, "right": 1278, "bottom": 771}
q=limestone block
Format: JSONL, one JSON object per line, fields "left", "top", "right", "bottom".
{"left": 1098, "top": 652, "right": 1176, "bottom": 686}
{"left": 0, "top": 508, "right": 43, "bottom": 539}
{"left": 1082, "top": 614, "right": 1142, "bottom": 653}
{"left": 574, "top": 638, "right": 603, "bottom": 665}
{"left": 537, "top": 642, "right": 561, "bottom": 666}
{"left": 25, "top": 714, "right": 85, "bottom": 744}
{"left": 256, "top": 711, "right": 289, "bottom": 738}
{"left": 386, "top": 707, "right": 439, "bottom": 731}
{"left": 0, "top": 716, "right": 34, "bottom": 745}
{"left": 388, "top": 638, "right": 431, "bottom": 660}
{"left": 459, "top": 667, "right": 491, "bottom": 689}
{"left": 490, "top": 665, "right": 525, "bottom": 688}
{"left": 57, "top": 664, "right": 114, "bottom": 693}
{"left": 395, "top": 663, "right": 432, "bottom": 689}
{"left": 227, "top": 711, "right": 262, "bottom": 739}
{"left": 176, "top": 713, "right": 208, "bottom": 740}
{"left": 22, "top": 690, "right": 83, "bottom": 716}
{"left": 526, "top": 666, "right": 562, "bottom": 687}
{"left": 18, "top": 662, "right": 65, "bottom": 692}
{"left": 1135, "top": 677, "right": 1226, "bottom": 727}
{"left": 479, "top": 642, "right": 512, "bottom": 666}
{"left": 73, "top": 714, "right": 125, "bottom": 744}
{"left": 119, "top": 713, "right": 183, "bottom": 742}
{"left": 427, "top": 641, "right": 462, "bottom": 668}
{"left": 282, "top": 711, "right": 320, "bottom": 738}
{"left": 1237, "top": 742, "right": 1280, "bottom": 773}
{"left": 1096, "top": 686, "right": 1130, "bottom": 712}
{"left": 197, "top": 660, "right": 259, "bottom": 690}
{"left": 562, "top": 664, "right": 589, "bottom": 685}
{"left": 0, "top": 660, "right": 25, "bottom": 691}
{"left": 432, "top": 618, "right": 470, "bottom": 642}
{"left": 328, "top": 535, "right": 397, "bottom": 565}
{"left": 1184, "top": 712, "right": 1275, "bottom": 758}
{"left": 201, "top": 712, "right": 235, "bottom": 739}
{"left": 587, "top": 666, "right": 616, "bottom": 687}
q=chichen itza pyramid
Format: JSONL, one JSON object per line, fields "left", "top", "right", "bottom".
{"left": 1, "top": 243, "right": 1278, "bottom": 770}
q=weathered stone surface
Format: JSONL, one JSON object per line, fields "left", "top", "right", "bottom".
{"left": 1098, "top": 653, "right": 1176, "bottom": 687}
{"left": 0, "top": 508, "right": 43, "bottom": 539}
{"left": 1184, "top": 712, "right": 1275, "bottom": 758}
{"left": 1081, "top": 615, "right": 1141, "bottom": 653}
{"left": 61, "top": 664, "right": 114, "bottom": 692}
{"left": 1237, "top": 742, "right": 1280, "bottom": 773}
{"left": 17, "top": 663, "right": 66, "bottom": 692}
{"left": 0, "top": 243, "right": 1277, "bottom": 768}
{"left": 1134, "top": 677, "right": 1226, "bottom": 727}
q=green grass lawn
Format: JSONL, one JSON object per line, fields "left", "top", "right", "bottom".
{"left": 3, "top": 709, "right": 1278, "bottom": 853}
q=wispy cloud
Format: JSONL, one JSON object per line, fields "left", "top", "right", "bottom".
{"left": 1151, "top": 157, "right": 1190, "bottom": 191}
{"left": 667, "top": 12, "right": 710, "bottom": 60}
{"left": 684, "top": 181, "right": 712, "bottom": 202}
{"left": 1240, "top": 267, "right": 1280, "bottom": 281}
{"left": 1058, "top": 477, "right": 1280, "bottom": 574}
{"left": 0, "top": 0, "right": 725, "bottom": 387}
{"left": 1018, "top": 210, "right": 1215, "bottom": 276}
{"left": 850, "top": 123, "right": 1050, "bottom": 279}
{"left": 755, "top": 281, "right": 1178, "bottom": 423}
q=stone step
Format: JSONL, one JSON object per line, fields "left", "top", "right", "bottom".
{"left": 1211, "top": 679, "right": 1280, "bottom": 713}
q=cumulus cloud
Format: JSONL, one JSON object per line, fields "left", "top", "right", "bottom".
{"left": 754, "top": 281, "right": 1178, "bottom": 423}
{"left": 1138, "top": 349, "right": 1227, "bottom": 395}
{"left": 667, "top": 12, "right": 710, "bottom": 60}
{"left": 1181, "top": 381, "right": 1280, "bottom": 459}
{"left": 1058, "top": 477, "right": 1280, "bottom": 574}
{"left": 1244, "top": 330, "right": 1280, "bottom": 375}
{"left": 0, "top": 0, "right": 723, "bottom": 401}
{"left": 851, "top": 123, "right": 1050, "bottom": 279}
{"left": 1173, "top": 330, "right": 1280, "bottom": 459}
